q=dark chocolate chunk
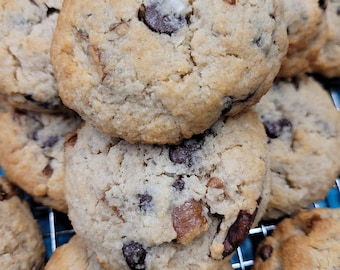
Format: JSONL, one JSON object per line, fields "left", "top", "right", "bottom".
{"left": 137, "top": 192, "right": 153, "bottom": 213}
{"left": 42, "top": 135, "right": 59, "bottom": 148}
{"left": 337, "top": 6, "right": 340, "bottom": 16}
{"left": 222, "top": 210, "right": 255, "bottom": 257}
{"left": 263, "top": 118, "right": 292, "bottom": 139}
{"left": 259, "top": 244, "right": 273, "bottom": 261}
{"left": 318, "top": 0, "right": 327, "bottom": 10}
{"left": 172, "top": 178, "right": 185, "bottom": 191}
{"left": 46, "top": 5, "right": 59, "bottom": 17}
{"left": 138, "top": 2, "right": 188, "bottom": 35}
{"left": 122, "top": 241, "right": 146, "bottom": 270}
{"left": 169, "top": 134, "right": 204, "bottom": 167}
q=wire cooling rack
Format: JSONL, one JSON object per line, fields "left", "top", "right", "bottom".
{"left": 0, "top": 75, "right": 339, "bottom": 269}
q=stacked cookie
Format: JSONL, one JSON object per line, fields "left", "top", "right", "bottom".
{"left": 0, "top": 0, "right": 339, "bottom": 269}
{"left": 0, "top": 0, "right": 82, "bottom": 213}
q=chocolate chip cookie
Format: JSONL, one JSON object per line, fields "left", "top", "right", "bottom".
{"left": 51, "top": 0, "right": 288, "bottom": 144}
{"left": 254, "top": 76, "right": 340, "bottom": 220}
{"left": 45, "top": 235, "right": 101, "bottom": 270}
{"left": 311, "top": 0, "right": 340, "bottom": 78}
{"left": 0, "top": 176, "right": 45, "bottom": 270}
{"left": 0, "top": 105, "right": 82, "bottom": 212}
{"left": 253, "top": 208, "right": 340, "bottom": 269}
{"left": 64, "top": 110, "right": 271, "bottom": 269}
{"left": 0, "top": 0, "right": 66, "bottom": 112}
{"left": 278, "top": 0, "right": 329, "bottom": 78}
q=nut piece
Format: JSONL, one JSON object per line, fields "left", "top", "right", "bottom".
{"left": 207, "top": 177, "right": 224, "bottom": 189}
{"left": 172, "top": 199, "right": 208, "bottom": 245}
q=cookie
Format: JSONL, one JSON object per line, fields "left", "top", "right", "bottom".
{"left": 0, "top": 0, "right": 66, "bottom": 112}
{"left": 254, "top": 76, "right": 340, "bottom": 220}
{"left": 64, "top": 109, "right": 271, "bottom": 269}
{"left": 0, "top": 176, "right": 45, "bottom": 270}
{"left": 45, "top": 235, "right": 102, "bottom": 270}
{"left": 253, "top": 208, "right": 340, "bottom": 269}
{"left": 0, "top": 105, "right": 82, "bottom": 212}
{"left": 277, "top": 0, "right": 329, "bottom": 78}
{"left": 51, "top": 0, "right": 288, "bottom": 144}
{"left": 311, "top": 0, "right": 340, "bottom": 78}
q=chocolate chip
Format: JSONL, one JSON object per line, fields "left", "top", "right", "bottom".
{"left": 137, "top": 193, "right": 153, "bottom": 213}
{"left": 46, "top": 5, "right": 59, "bottom": 17}
{"left": 337, "top": 6, "right": 340, "bottom": 16}
{"left": 42, "top": 136, "right": 59, "bottom": 148}
{"left": 122, "top": 241, "right": 146, "bottom": 270}
{"left": 259, "top": 244, "right": 273, "bottom": 261}
{"left": 172, "top": 178, "right": 185, "bottom": 191}
{"left": 138, "top": 2, "right": 188, "bottom": 35}
{"left": 262, "top": 118, "right": 292, "bottom": 139}
{"left": 318, "top": 0, "right": 327, "bottom": 10}
{"left": 169, "top": 134, "right": 204, "bottom": 167}
{"left": 222, "top": 210, "right": 255, "bottom": 257}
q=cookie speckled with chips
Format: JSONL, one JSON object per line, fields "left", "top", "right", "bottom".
{"left": 0, "top": 105, "right": 82, "bottom": 212}
{"left": 254, "top": 76, "right": 340, "bottom": 220}
{"left": 0, "top": 0, "right": 67, "bottom": 112}
{"left": 51, "top": 0, "right": 288, "bottom": 144}
{"left": 253, "top": 208, "right": 340, "bottom": 270}
{"left": 278, "top": 0, "right": 329, "bottom": 78}
{"left": 64, "top": 110, "right": 271, "bottom": 269}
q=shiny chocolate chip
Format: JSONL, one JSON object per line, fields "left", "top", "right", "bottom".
{"left": 169, "top": 134, "right": 204, "bottom": 167}
{"left": 259, "top": 244, "right": 273, "bottom": 261}
{"left": 263, "top": 118, "right": 292, "bottom": 139}
{"left": 138, "top": 2, "right": 188, "bottom": 35}
{"left": 122, "top": 241, "right": 146, "bottom": 270}
{"left": 222, "top": 210, "right": 255, "bottom": 257}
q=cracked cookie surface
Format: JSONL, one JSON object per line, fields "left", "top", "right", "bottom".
{"left": 0, "top": 0, "right": 67, "bottom": 112}
{"left": 64, "top": 110, "right": 271, "bottom": 269}
{"left": 253, "top": 208, "right": 340, "bottom": 269}
{"left": 0, "top": 105, "right": 82, "bottom": 212}
{"left": 0, "top": 176, "right": 45, "bottom": 270}
{"left": 254, "top": 76, "right": 340, "bottom": 220}
{"left": 51, "top": 0, "right": 288, "bottom": 144}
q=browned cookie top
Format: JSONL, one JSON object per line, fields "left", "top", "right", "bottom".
{"left": 51, "top": 0, "right": 288, "bottom": 144}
